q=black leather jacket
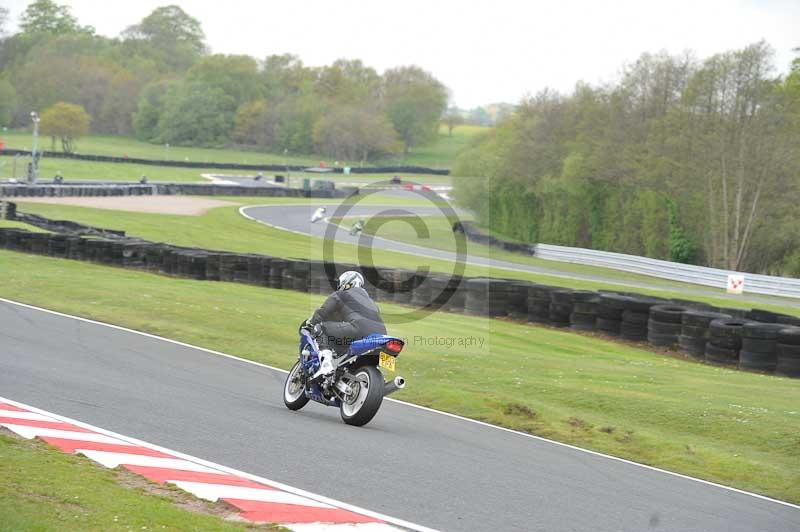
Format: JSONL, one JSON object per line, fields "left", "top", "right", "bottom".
{"left": 311, "top": 287, "right": 386, "bottom": 335}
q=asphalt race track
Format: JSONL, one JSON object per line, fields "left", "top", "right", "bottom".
{"left": 240, "top": 199, "right": 800, "bottom": 309}
{"left": 2, "top": 300, "right": 798, "bottom": 531}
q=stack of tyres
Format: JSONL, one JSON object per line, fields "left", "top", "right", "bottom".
{"left": 647, "top": 305, "right": 688, "bottom": 348}
{"left": 358, "top": 265, "right": 379, "bottom": 299}
{"left": 204, "top": 253, "right": 226, "bottom": 281}
{"left": 47, "top": 234, "right": 69, "bottom": 258}
{"left": 528, "top": 285, "right": 554, "bottom": 324}
{"left": 65, "top": 236, "right": 85, "bottom": 260}
{"left": 428, "top": 275, "right": 455, "bottom": 310}
{"left": 739, "top": 322, "right": 785, "bottom": 373}
{"left": 488, "top": 279, "right": 512, "bottom": 318}
{"left": 119, "top": 241, "right": 147, "bottom": 269}
{"left": 595, "top": 294, "right": 631, "bottom": 336}
{"left": 411, "top": 274, "right": 435, "bottom": 309}
{"left": 290, "top": 261, "right": 310, "bottom": 292}
{"left": 776, "top": 314, "right": 800, "bottom": 327}
{"left": 776, "top": 327, "right": 800, "bottom": 377}
{"left": 3, "top": 229, "right": 24, "bottom": 250}
{"left": 706, "top": 319, "right": 748, "bottom": 365}
{"left": 745, "top": 309, "right": 780, "bottom": 323}
{"left": 620, "top": 297, "right": 664, "bottom": 341}
{"left": 219, "top": 254, "right": 249, "bottom": 282}
{"left": 28, "top": 232, "right": 51, "bottom": 254}
{"left": 446, "top": 276, "right": 467, "bottom": 313}
{"left": 569, "top": 291, "right": 598, "bottom": 331}
{"left": 373, "top": 268, "right": 395, "bottom": 301}
{"left": 507, "top": 280, "right": 531, "bottom": 321}
{"left": 268, "top": 258, "right": 286, "bottom": 289}
{"left": 678, "top": 310, "right": 732, "bottom": 359}
{"left": 464, "top": 278, "right": 491, "bottom": 316}
{"left": 248, "top": 255, "right": 271, "bottom": 286}
{"left": 549, "top": 289, "right": 574, "bottom": 327}
{"left": 391, "top": 269, "right": 416, "bottom": 305}
{"left": 306, "top": 260, "right": 326, "bottom": 294}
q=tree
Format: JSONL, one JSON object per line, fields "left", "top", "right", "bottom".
{"left": 443, "top": 109, "right": 464, "bottom": 136}
{"left": 39, "top": 101, "right": 91, "bottom": 153}
{"left": 155, "top": 81, "right": 236, "bottom": 146}
{"left": 186, "top": 54, "right": 262, "bottom": 108}
{"left": 122, "top": 5, "right": 205, "bottom": 71}
{"left": 19, "top": 0, "right": 94, "bottom": 35}
{"left": 0, "top": 80, "right": 16, "bottom": 126}
{"left": 383, "top": 66, "right": 448, "bottom": 153}
{"left": 133, "top": 80, "right": 174, "bottom": 141}
{"left": 313, "top": 105, "right": 400, "bottom": 162}
{"left": 231, "top": 99, "right": 273, "bottom": 146}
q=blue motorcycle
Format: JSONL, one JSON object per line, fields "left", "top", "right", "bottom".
{"left": 283, "top": 328, "right": 406, "bottom": 426}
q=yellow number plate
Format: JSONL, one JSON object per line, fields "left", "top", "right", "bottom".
{"left": 379, "top": 352, "right": 396, "bottom": 372}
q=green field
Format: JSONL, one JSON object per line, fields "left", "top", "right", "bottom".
{"left": 1, "top": 249, "right": 798, "bottom": 504}
{"left": 0, "top": 432, "right": 275, "bottom": 530}
{"left": 1, "top": 124, "right": 486, "bottom": 170}
{"left": 11, "top": 198, "right": 800, "bottom": 317}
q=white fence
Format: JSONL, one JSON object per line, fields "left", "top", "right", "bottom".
{"left": 533, "top": 244, "right": 800, "bottom": 299}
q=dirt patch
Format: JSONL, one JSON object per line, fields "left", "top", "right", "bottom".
{"left": 15, "top": 196, "right": 240, "bottom": 216}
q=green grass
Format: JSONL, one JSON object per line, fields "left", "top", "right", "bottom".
{"left": 13, "top": 198, "right": 800, "bottom": 317}
{"left": 1, "top": 124, "right": 487, "bottom": 170}
{"left": 0, "top": 432, "right": 276, "bottom": 530}
{"left": 1, "top": 250, "right": 798, "bottom": 504}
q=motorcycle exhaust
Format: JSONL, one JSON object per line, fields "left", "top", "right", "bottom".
{"left": 384, "top": 376, "right": 406, "bottom": 396}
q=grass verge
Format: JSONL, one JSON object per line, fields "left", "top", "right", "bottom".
{"left": 1, "top": 250, "right": 799, "bottom": 503}
{"left": 0, "top": 431, "right": 276, "bottom": 530}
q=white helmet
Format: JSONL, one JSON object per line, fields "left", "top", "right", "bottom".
{"left": 337, "top": 270, "right": 364, "bottom": 291}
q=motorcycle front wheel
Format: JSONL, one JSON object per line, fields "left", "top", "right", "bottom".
{"left": 283, "top": 361, "right": 310, "bottom": 410}
{"left": 340, "top": 365, "right": 384, "bottom": 426}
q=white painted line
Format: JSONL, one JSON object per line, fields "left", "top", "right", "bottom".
{"left": 77, "top": 450, "right": 220, "bottom": 473}
{"left": 1, "top": 424, "right": 130, "bottom": 444}
{"left": 3, "top": 296, "right": 799, "bottom": 513}
{"left": 0, "top": 393, "right": 437, "bottom": 532}
{"left": 0, "top": 410, "right": 55, "bottom": 421}
{"left": 170, "top": 481, "right": 334, "bottom": 508}
{"left": 291, "top": 525, "right": 402, "bottom": 532}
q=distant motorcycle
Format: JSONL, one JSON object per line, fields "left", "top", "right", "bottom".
{"left": 310, "top": 207, "right": 326, "bottom": 223}
{"left": 283, "top": 328, "right": 405, "bottom": 426}
{"left": 349, "top": 219, "right": 365, "bottom": 236}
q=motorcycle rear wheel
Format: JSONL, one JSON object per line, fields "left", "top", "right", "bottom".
{"left": 284, "top": 361, "right": 310, "bottom": 410}
{"left": 340, "top": 366, "right": 384, "bottom": 426}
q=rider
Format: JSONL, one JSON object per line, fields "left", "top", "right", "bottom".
{"left": 303, "top": 271, "right": 386, "bottom": 378}
{"left": 310, "top": 207, "right": 327, "bottom": 223}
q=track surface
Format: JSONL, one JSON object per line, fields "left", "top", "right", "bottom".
{"left": 240, "top": 201, "right": 800, "bottom": 309}
{"left": 2, "top": 300, "right": 798, "bottom": 532}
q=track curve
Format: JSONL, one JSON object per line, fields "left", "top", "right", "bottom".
{"left": 240, "top": 201, "right": 800, "bottom": 308}
{"left": 1, "top": 299, "right": 798, "bottom": 531}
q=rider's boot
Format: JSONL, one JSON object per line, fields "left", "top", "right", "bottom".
{"left": 311, "top": 349, "right": 336, "bottom": 380}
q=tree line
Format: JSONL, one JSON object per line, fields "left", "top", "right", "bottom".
{"left": 0, "top": 1, "right": 449, "bottom": 162}
{"left": 454, "top": 43, "right": 800, "bottom": 276}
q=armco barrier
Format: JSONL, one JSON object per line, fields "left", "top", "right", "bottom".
{"left": 453, "top": 222, "right": 800, "bottom": 299}
{"left": 1, "top": 149, "right": 449, "bottom": 175}
{"left": 534, "top": 244, "right": 800, "bottom": 300}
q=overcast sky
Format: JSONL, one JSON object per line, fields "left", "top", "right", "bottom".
{"left": 3, "top": 0, "right": 799, "bottom": 108}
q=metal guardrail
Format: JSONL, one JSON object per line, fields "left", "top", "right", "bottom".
{"left": 533, "top": 244, "right": 800, "bottom": 299}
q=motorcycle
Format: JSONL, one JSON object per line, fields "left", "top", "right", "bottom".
{"left": 283, "top": 327, "right": 405, "bottom": 426}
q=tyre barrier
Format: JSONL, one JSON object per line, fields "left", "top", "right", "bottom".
{"left": 528, "top": 285, "right": 554, "bottom": 324}
{"left": 706, "top": 319, "right": 750, "bottom": 366}
{"left": 678, "top": 310, "right": 732, "bottom": 359}
{"left": 549, "top": 289, "right": 574, "bottom": 328}
{"left": 0, "top": 184, "right": 355, "bottom": 199}
{"left": 739, "top": 322, "right": 786, "bottom": 373}
{"left": 776, "top": 327, "right": 800, "bottom": 377}
{"left": 3, "top": 224, "right": 799, "bottom": 378}
{"left": 1, "top": 149, "right": 449, "bottom": 175}
{"left": 464, "top": 278, "right": 491, "bottom": 316}
{"left": 569, "top": 291, "right": 598, "bottom": 332}
{"left": 647, "top": 305, "right": 689, "bottom": 348}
